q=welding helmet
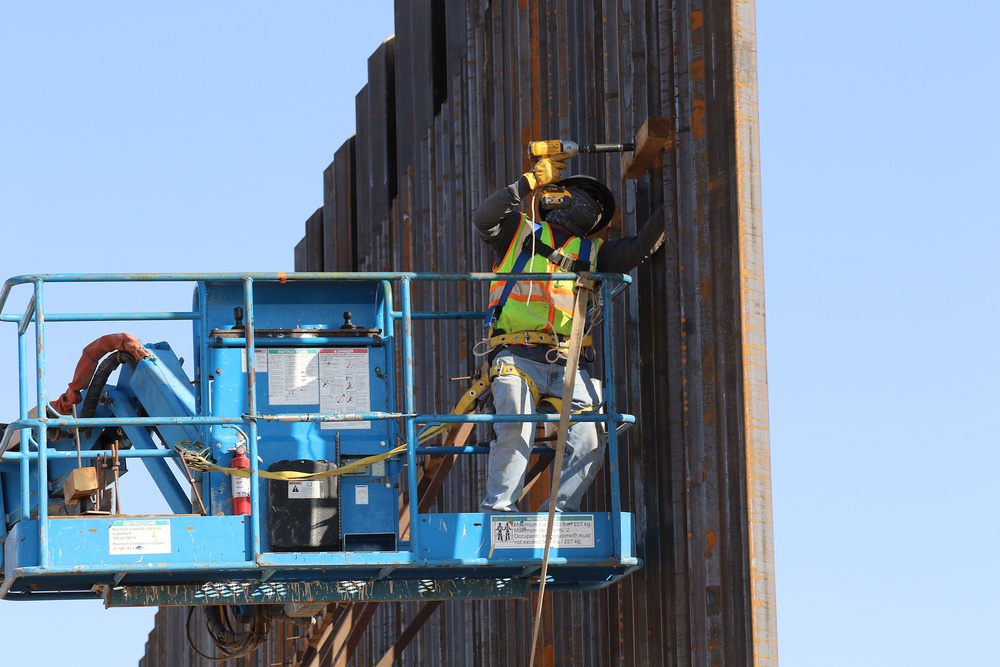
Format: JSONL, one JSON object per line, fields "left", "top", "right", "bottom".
{"left": 540, "top": 175, "right": 616, "bottom": 237}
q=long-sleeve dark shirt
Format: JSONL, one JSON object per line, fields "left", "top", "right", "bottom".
{"left": 472, "top": 175, "right": 666, "bottom": 365}
{"left": 473, "top": 176, "right": 666, "bottom": 271}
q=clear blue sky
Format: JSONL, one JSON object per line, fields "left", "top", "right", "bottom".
{"left": 2, "top": 2, "right": 997, "bottom": 666}
{"left": 760, "top": 2, "right": 999, "bottom": 664}
{"left": 0, "top": 4, "right": 398, "bottom": 665}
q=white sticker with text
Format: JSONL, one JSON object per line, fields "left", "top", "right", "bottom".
{"left": 489, "top": 514, "right": 595, "bottom": 549}
{"left": 109, "top": 519, "right": 172, "bottom": 555}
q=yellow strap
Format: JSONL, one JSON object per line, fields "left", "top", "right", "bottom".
{"left": 537, "top": 396, "right": 595, "bottom": 417}
{"left": 416, "top": 363, "right": 492, "bottom": 445}
{"left": 488, "top": 330, "right": 592, "bottom": 351}
{"left": 489, "top": 362, "right": 541, "bottom": 405}
{"left": 177, "top": 444, "right": 407, "bottom": 481}
{"left": 416, "top": 360, "right": 545, "bottom": 445}
{"left": 454, "top": 365, "right": 492, "bottom": 415}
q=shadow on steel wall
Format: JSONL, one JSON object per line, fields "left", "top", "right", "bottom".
{"left": 143, "top": 2, "right": 775, "bottom": 666}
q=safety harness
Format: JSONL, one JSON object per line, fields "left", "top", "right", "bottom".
{"left": 418, "top": 224, "right": 596, "bottom": 445}
{"left": 483, "top": 222, "right": 595, "bottom": 336}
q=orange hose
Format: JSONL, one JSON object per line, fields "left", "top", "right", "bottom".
{"left": 50, "top": 333, "right": 150, "bottom": 415}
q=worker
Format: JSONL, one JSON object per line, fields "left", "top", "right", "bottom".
{"left": 474, "top": 154, "right": 667, "bottom": 512}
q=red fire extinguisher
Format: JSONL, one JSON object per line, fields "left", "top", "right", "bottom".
{"left": 231, "top": 445, "right": 251, "bottom": 515}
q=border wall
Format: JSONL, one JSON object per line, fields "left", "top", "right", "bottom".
{"left": 143, "top": 1, "right": 775, "bottom": 665}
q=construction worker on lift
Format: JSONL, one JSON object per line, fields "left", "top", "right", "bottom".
{"left": 474, "top": 151, "right": 667, "bottom": 513}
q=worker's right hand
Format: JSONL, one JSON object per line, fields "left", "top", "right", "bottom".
{"left": 523, "top": 155, "right": 567, "bottom": 190}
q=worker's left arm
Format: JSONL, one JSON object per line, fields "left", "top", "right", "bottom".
{"left": 595, "top": 205, "right": 667, "bottom": 273}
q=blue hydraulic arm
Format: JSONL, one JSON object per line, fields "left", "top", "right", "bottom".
{"left": 107, "top": 342, "right": 200, "bottom": 514}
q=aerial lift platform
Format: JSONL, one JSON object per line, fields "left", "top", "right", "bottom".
{"left": 0, "top": 272, "right": 639, "bottom": 615}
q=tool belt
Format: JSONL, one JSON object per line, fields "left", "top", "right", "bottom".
{"left": 487, "top": 330, "right": 593, "bottom": 352}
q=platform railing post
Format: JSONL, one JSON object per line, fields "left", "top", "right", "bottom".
{"left": 32, "top": 278, "right": 49, "bottom": 566}
{"left": 601, "top": 279, "right": 623, "bottom": 556}
{"left": 17, "top": 312, "right": 31, "bottom": 519}
{"left": 400, "top": 277, "right": 420, "bottom": 554}
{"left": 196, "top": 282, "right": 210, "bottom": 418}
{"left": 243, "top": 277, "right": 261, "bottom": 560}
{"left": 381, "top": 280, "right": 396, "bottom": 408}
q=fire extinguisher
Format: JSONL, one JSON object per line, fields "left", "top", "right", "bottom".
{"left": 231, "top": 445, "right": 251, "bottom": 515}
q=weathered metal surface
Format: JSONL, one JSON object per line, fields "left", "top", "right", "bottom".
{"left": 115, "top": 578, "right": 530, "bottom": 607}
{"left": 140, "top": 0, "right": 775, "bottom": 665}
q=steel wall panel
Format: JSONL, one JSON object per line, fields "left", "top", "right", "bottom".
{"left": 322, "top": 138, "right": 356, "bottom": 272}
{"left": 354, "top": 83, "right": 374, "bottom": 273}
{"left": 145, "top": 0, "right": 774, "bottom": 665}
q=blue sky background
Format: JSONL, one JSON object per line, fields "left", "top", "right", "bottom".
{"left": 1, "top": 2, "right": 997, "bottom": 665}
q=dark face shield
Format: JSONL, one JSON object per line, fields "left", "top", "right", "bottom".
{"left": 544, "top": 188, "right": 601, "bottom": 237}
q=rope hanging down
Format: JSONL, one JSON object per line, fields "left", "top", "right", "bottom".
{"left": 528, "top": 271, "right": 595, "bottom": 665}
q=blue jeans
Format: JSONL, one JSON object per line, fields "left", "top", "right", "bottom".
{"left": 481, "top": 351, "right": 604, "bottom": 512}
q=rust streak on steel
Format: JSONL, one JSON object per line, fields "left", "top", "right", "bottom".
{"left": 733, "top": 0, "right": 778, "bottom": 664}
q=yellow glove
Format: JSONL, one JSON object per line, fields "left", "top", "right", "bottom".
{"left": 524, "top": 155, "right": 567, "bottom": 190}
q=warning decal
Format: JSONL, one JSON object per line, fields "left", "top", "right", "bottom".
{"left": 319, "top": 348, "right": 371, "bottom": 430}
{"left": 489, "top": 514, "right": 595, "bottom": 550}
{"left": 287, "top": 480, "right": 323, "bottom": 499}
{"left": 109, "top": 519, "right": 172, "bottom": 555}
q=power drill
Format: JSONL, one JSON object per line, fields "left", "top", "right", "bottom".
{"left": 528, "top": 139, "right": 636, "bottom": 160}
{"left": 528, "top": 139, "right": 635, "bottom": 211}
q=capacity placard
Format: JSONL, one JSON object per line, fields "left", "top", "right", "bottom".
{"left": 109, "top": 519, "right": 172, "bottom": 555}
{"left": 490, "top": 514, "right": 595, "bottom": 549}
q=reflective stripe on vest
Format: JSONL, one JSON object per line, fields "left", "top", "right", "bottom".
{"left": 487, "top": 214, "right": 602, "bottom": 337}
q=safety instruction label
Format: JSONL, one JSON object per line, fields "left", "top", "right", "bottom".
{"left": 108, "top": 519, "right": 172, "bottom": 555}
{"left": 240, "top": 348, "right": 269, "bottom": 373}
{"left": 319, "top": 348, "right": 371, "bottom": 430}
{"left": 287, "top": 480, "right": 323, "bottom": 499}
{"left": 355, "top": 485, "right": 369, "bottom": 505}
{"left": 489, "top": 514, "right": 595, "bottom": 549}
{"left": 267, "top": 349, "right": 320, "bottom": 405}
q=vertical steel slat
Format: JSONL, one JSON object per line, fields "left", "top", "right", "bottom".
{"left": 732, "top": 0, "right": 777, "bottom": 664}
{"left": 304, "top": 208, "right": 324, "bottom": 271}
{"left": 356, "top": 84, "right": 373, "bottom": 273}
{"left": 322, "top": 141, "right": 348, "bottom": 272}
{"left": 294, "top": 238, "right": 308, "bottom": 272}
{"left": 672, "top": 0, "right": 706, "bottom": 661}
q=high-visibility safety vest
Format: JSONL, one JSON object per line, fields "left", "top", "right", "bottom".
{"left": 487, "top": 214, "right": 602, "bottom": 337}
